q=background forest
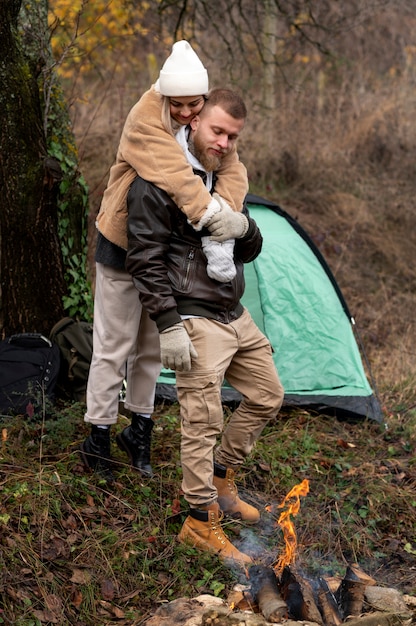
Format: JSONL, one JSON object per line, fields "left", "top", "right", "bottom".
{"left": 1, "top": 1, "right": 416, "bottom": 625}
{"left": 51, "top": 0, "right": 416, "bottom": 394}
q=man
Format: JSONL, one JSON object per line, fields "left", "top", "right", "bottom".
{"left": 126, "top": 89, "right": 284, "bottom": 565}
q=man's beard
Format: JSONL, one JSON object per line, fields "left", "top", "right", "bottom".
{"left": 188, "top": 134, "right": 222, "bottom": 172}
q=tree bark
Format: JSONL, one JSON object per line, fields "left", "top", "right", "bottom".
{"left": 262, "top": 0, "right": 277, "bottom": 111}
{"left": 0, "top": 0, "right": 66, "bottom": 337}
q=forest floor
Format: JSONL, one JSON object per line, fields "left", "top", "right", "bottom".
{"left": 0, "top": 397, "right": 415, "bottom": 625}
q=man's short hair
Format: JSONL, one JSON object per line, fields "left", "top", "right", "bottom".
{"left": 203, "top": 88, "right": 247, "bottom": 120}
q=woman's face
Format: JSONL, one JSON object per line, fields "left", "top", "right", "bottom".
{"left": 169, "top": 95, "right": 205, "bottom": 125}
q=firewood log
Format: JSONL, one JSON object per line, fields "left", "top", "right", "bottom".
{"left": 280, "top": 566, "right": 324, "bottom": 625}
{"left": 335, "top": 563, "right": 376, "bottom": 618}
{"left": 249, "top": 565, "right": 287, "bottom": 623}
{"left": 317, "top": 577, "right": 343, "bottom": 626}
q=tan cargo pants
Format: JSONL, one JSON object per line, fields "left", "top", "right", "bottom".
{"left": 177, "top": 308, "right": 284, "bottom": 508}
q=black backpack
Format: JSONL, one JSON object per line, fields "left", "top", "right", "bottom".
{"left": 50, "top": 317, "right": 93, "bottom": 402}
{"left": 0, "top": 333, "right": 61, "bottom": 416}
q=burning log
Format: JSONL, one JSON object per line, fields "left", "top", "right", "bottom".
{"left": 249, "top": 564, "right": 287, "bottom": 623}
{"left": 335, "top": 563, "right": 376, "bottom": 618}
{"left": 317, "top": 577, "right": 343, "bottom": 626}
{"left": 262, "top": 480, "right": 382, "bottom": 626}
{"left": 280, "top": 565, "right": 324, "bottom": 625}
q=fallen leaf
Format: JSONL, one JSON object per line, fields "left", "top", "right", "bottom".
{"left": 41, "top": 536, "right": 70, "bottom": 561}
{"left": 71, "top": 585, "right": 83, "bottom": 609}
{"left": 66, "top": 532, "right": 80, "bottom": 545}
{"left": 101, "top": 579, "right": 116, "bottom": 600}
{"left": 337, "top": 439, "right": 347, "bottom": 448}
{"left": 5, "top": 587, "right": 23, "bottom": 601}
{"left": 319, "top": 458, "right": 334, "bottom": 469}
{"left": 171, "top": 498, "right": 181, "bottom": 515}
{"left": 70, "top": 568, "right": 91, "bottom": 584}
{"left": 99, "top": 600, "right": 125, "bottom": 618}
{"left": 45, "top": 594, "right": 62, "bottom": 612}
{"left": 119, "top": 512, "right": 136, "bottom": 522}
{"left": 32, "top": 609, "right": 59, "bottom": 623}
{"left": 80, "top": 506, "right": 97, "bottom": 515}
{"left": 157, "top": 572, "right": 170, "bottom": 585}
{"left": 62, "top": 514, "right": 78, "bottom": 530}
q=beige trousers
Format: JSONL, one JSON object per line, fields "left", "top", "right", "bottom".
{"left": 177, "top": 308, "right": 284, "bottom": 508}
{"left": 85, "top": 263, "right": 161, "bottom": 425}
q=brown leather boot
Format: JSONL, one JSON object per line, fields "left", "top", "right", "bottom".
{"left": 213, "top": 463, "right": 260, "bottom": 523}
{"left": 178, "top": 502, "right": 252, "bottom": 565}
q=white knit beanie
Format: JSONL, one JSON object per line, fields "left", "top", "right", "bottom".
{"left": 155, "top": 40, "right": 209, "bottom": 97}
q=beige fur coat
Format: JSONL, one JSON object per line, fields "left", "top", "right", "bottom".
{"left": 96, "top": 86, "right": 248, "bottom": 250}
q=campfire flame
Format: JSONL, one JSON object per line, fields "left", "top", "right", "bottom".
{"left": 274, "top": 479, "right": 309, "bottom": 576}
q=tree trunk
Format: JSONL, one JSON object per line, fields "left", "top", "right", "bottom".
{"left": 262, "top": 0, "right": 277, "bottom": 111}
{"left": 0, "top": 0, "right": 66, "bottom": 337}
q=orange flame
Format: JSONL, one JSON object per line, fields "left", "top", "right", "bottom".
{"left": 274, "top": 479, "right": 309, "bottom": 576}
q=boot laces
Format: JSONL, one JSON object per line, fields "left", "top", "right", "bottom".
{"left": 209, "top": 511, "right": 227, "bottom": 545}
{"left": 227, "top": 477, "right": 238, "bottom": 501}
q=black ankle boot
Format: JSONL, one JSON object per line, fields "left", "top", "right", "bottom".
{"left": 116, "top": 414, "right": 154, "bottom": 477}
{"left": 80, "top": 425, "right": 115, "bottom": 483}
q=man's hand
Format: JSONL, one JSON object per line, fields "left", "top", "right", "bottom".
{"left": 207, "top": 193, "right": 249, "bottom": 242}
{"left": 159, "top": 323, "right": 198, "bottom": 371}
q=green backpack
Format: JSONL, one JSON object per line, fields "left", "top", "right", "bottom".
{"left": 50, "top": 317, "right": 93, "bottom": 402}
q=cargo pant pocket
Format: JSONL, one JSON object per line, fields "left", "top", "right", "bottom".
{"left": 176, "top": 370, "right": 223, "bottom": 429}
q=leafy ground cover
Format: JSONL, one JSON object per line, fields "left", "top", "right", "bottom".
{"left": 0, "top": 388, "right": 415, "bottom": 625}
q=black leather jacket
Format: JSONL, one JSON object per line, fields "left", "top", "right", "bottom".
{"left": 126, "top": 175, "right": 263, "bottom": 332}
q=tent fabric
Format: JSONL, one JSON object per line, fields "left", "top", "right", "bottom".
{"left": 155, "top": 194, "right": 383, "bottom": 424}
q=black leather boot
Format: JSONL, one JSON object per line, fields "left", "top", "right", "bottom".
{"left": 80, "top": 425, "right": 115, "bottom": 483}
{"left": 116, "top": 414, "right": 154, "bottom": 477}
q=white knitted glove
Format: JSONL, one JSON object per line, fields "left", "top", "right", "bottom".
{"left": 207, "top": 193, "right": 249, "bottom": 242}
{"left": 202, "top": 237, "right": 236, "bottom": 282}
{"left": 193, "top": 196, "right": 221, "bottom": 231}
{"left": 159, "top": 323, "right": 198, "bottom": 371}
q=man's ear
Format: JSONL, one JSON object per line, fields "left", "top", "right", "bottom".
{"left": 190, "top": 116, "right": 200, "bottom": 131}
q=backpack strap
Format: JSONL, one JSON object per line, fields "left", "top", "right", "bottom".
{"left": 9, "top": 333, "right": 52, "bottom": 348}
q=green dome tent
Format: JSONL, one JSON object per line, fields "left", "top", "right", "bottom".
{"left": 156, "top": 194, "right": 383, "bottom": 424}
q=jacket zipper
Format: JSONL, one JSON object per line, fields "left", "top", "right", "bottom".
{"left": 182, "top": 248, "right": 195, "bottom": 289}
